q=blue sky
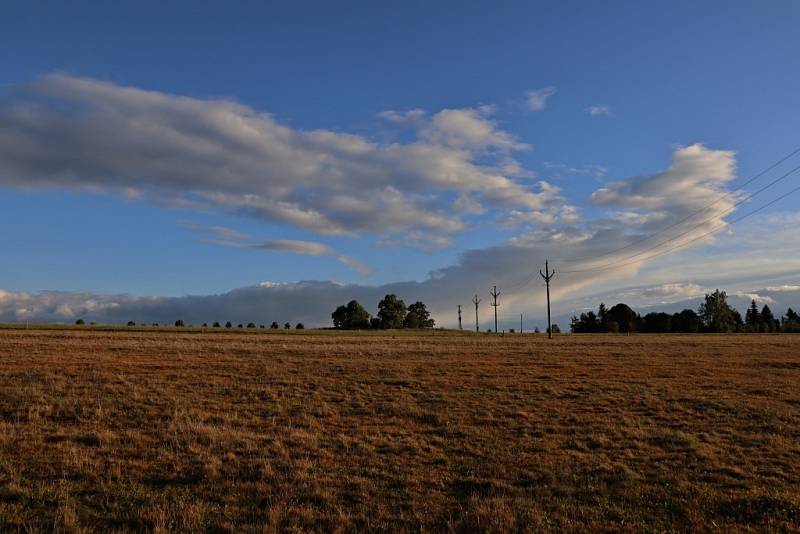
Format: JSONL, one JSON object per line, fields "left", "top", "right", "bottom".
{"left": 1, "top": 1, "right": 800, "bottom": 326}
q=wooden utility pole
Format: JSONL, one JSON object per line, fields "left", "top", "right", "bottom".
{"left": 490, "top": 285, "right": 500, "bottom": 333}
{"left": 539, "top": 259, "right": 556, "bottom": 339}
{"left": 471, "top": 294, "right": 481, "bottom": 332}
{"left": 457, "top": 304, "right": 463, "bottom": 330}
{"left": 520, "top": 313, "right": 523, "bottom": 334}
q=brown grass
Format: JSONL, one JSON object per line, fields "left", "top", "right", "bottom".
{"left": 0, "top": 329, "right": 799, "bottom": 532}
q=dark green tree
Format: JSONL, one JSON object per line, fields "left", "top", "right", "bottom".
{"left": 247, "top": 322, "right": 256, "bottom": 328}
{"left": 295, "top": 323, "right": 305, "bottom": 329}
{"left": 270, "top": 321, "right": 279, "bottom": 329}
{"left": 597, "top": 302, "right": 608, "bottom": 330}
{"left": 377, "top": 294, "right": 407, "bottom": 329}
{"left": 175, "top": 320, "right": 185, "bottom": 327}
{"left": 331, "top": 300, "right": 371, "bottom": 329}
{"left": 745, "top": 300, "right": 760, "bottom": 331}
{"left": 75, "top": 319, "right": 85, "bottom": 325}
{"left": 607, "top": 303, "right": 637, "bottom": 333}
{"left": 698, "top": 289, "right": 737, "bottom": 333}
{"left": 225, "top": 321, "right": 232, "bottom": 328}
{"left": 642, "top": 312, "right": 672, "bottom": 333}
{"left": 570, "top": 311, "right": 600, "bottom": 333}
{"left": 404, "top": 301, "right": 435, "bottom": 328}
{"left": 760, "top": 304, "right": 776, "bottom": 333}
{"left": 671, "top": 309, "right": 700, "bottom": 333}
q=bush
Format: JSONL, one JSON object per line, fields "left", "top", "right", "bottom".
{"left": 237, "top": 324, "right": 243, "bottom": 329}
{"left": 175, "top": 320, "right": 185, "bottom": 327}
{"left": 296, "top": 323, "right": 305, "bottom": 329}
{"left": 247, "top": 322, "right": 256, "bottom": 328}
{"left": 213, "top": 322, "right": 221, "bottom": 328}
{"left": 75, "top": 319, "right": 85, "bottom": 325}
{"left": 225, "top": 321, "right": 232, "bottom": 328}
{"left": 270, "top": 321, "right": 279, "bottom": 329}
{"left": 127, "top": 321, "right": 136, "bottom": 327}
{"left": 284, "top": 322, "right": 291, "bottom": 329}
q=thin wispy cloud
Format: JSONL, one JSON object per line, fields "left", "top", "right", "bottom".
{"left": 526, "top": 86, "right": 557, "bottom": 111}
{"left": 586, "top": 104, "right": 613, "bottom": 117}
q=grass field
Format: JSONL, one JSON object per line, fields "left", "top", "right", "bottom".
{"left": 1, "top": 329, "right": 799, "bottom": 532}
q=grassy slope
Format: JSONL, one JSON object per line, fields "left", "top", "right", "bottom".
{"left": 0, "top": 330, "right": 799, "bottom": 532}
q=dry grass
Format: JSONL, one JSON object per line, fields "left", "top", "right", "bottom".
{"left": 1, "top": 329, "right": 799, "bottom": 532}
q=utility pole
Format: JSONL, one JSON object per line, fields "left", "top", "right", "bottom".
{"left": 457, "top": 304, "right": 463, "bottom": 330}
{"left": 520, "top": 313, "right": 523, "bottom": 334}
{"left": 539, "top": 259, "right": 556, "bottom": 339}
{"left": 471, "top": 294, "right": 481, "bottom": 332}
{"left": 490, "top": 285, "right": 501, "bottom": 333}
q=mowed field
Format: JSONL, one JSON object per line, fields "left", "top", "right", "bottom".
{"left": 1, "top": 329, "right": 799, "bottom": 533}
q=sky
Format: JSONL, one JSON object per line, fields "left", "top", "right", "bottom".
{"left": 1, "top": 0, "right": 800, "bottom": 328}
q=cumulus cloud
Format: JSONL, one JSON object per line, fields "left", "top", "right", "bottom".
{"left": 0, "top": 74, "right": 559, "bottom": 245}
{"left": 586, "top": 105, "right": 613, "bottom": 117}
{"left": 526, "top": 87, "right": 556, "bottom": 111}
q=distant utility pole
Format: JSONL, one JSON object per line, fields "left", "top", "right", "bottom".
{"left": 490, "top": 285, "right": 501, "bottom": 333}
{"left": 471, "top": 294, "right": 481, "bottom": 332}
{"left": 520, "top": 313, "right": 523, "bottom": 334}
{"left": 539, "top": 259, "right": 556, "bottom": 339}
{"left": 457, "top": 304, "right": 463, "bottom": 330}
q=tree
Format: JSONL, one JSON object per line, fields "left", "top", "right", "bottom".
{"left": 369, "top": 317, "right": 382, "bottom": 329}
{"left": 213, "top": 321, "right": 221, "bottom": 328}
{"left": 175, "top": 320, "right": 185, "bottom": 327}
{"left": 331, "top": 300, "right": 371, "bottom": 329}
{"left": 607, "top": 303, "right": 637, "bottom": 333}
{"left": 549, "top": 324, "right": 561, "bottom": 334}
{"left": 642, "top": 312, "right": 672, "bottom": 333}
{"left": 75, "top": 319, "right": 85, "bottom": 325}
{"left": 237, "top": 324, "right": 243, "bottom": 329}
{"left": 761, "top": 304, "right": 776, "bottom": 333}
{"left": 247, "top": 322, "right": 256, "bottom": 328}
{"left": 671, "top": 309, "right": 700, "bottom": 333}
{"left": 270, "top": 321, "right": 279, "bottom": 329}
{"left": 332, "top": 305, "right": 348, "bottom": 329}
{"left": 127, "top": 321, "right": 136, "bottom": 327}
{"left": 296, "top": 323, "right": 305, "bottom": 329}
{"left": 745, "top": 300, "right": 760, "bottom": 330}
{"left": 378, "top": 294, "right": 407, "bottom": 329}
{"left": 698, "top": 289, "right": 737, "bottom": 333}
{"left": 404, "top": 301, "right": 435, "bottom": 328}
{"left": 284, "top": 322, "right": 291, "bottom": 329}
{"left": 782, "top": 308, "right": 800, "bottom": 333}
{"left": 598, "top": 302, "right": 608, "bottom": 330}
{"left": 202, "top": 323, "right": 208, "bottom": 328}
{"left": 225, "top": 321, "right": 232, "bottom": 328}
{"left": 570, "top": 311, "right": 600, "bottom": 333}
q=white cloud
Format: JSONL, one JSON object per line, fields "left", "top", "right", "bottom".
{"left": 526, "top": 87, "right": 556, "bottom": 111}
{"left": 0, "top": 74, "right": 557, "bottom": 245}
{"left": 586, "top": 105, "right": 613, "bottom": 117}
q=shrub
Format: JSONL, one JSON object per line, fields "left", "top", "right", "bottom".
{"left": 213, "top": 322, "right": 221, "bottom": 328}
{"left": 296, "top": 323, "right": 305, "bottom": 329}
{"left": 270, "top": 321, "right": 279, "bottom": 329}
{"left": 225, "top": 321, "right": 232, "bottom": 328}
{"left": 127, "top": 321, "right": 136, "bottom": 327}
{"left": 175, "top": 320, "right": 185, "bottom": 327}
{"left": 75, "top": 319, "right": 85, "bottom": 325}
{"left": 247, "top": 322, "right": 256, "bottom": 328}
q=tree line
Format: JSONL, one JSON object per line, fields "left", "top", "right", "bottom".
{"left": 331, "top": 294, "right": 434, "bottom": 329}
{"left": 571, "top": 289, "right": 800, "bottom": 334}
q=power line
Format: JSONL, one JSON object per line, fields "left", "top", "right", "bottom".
{"left": 562, "top": 145, "right": 800, "bottom": 264}
{"left": 560, "top": 163, "right": 800, "bottom": 272}
{"left": 562, "top": 180, "right": 800, "bottom": 273}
